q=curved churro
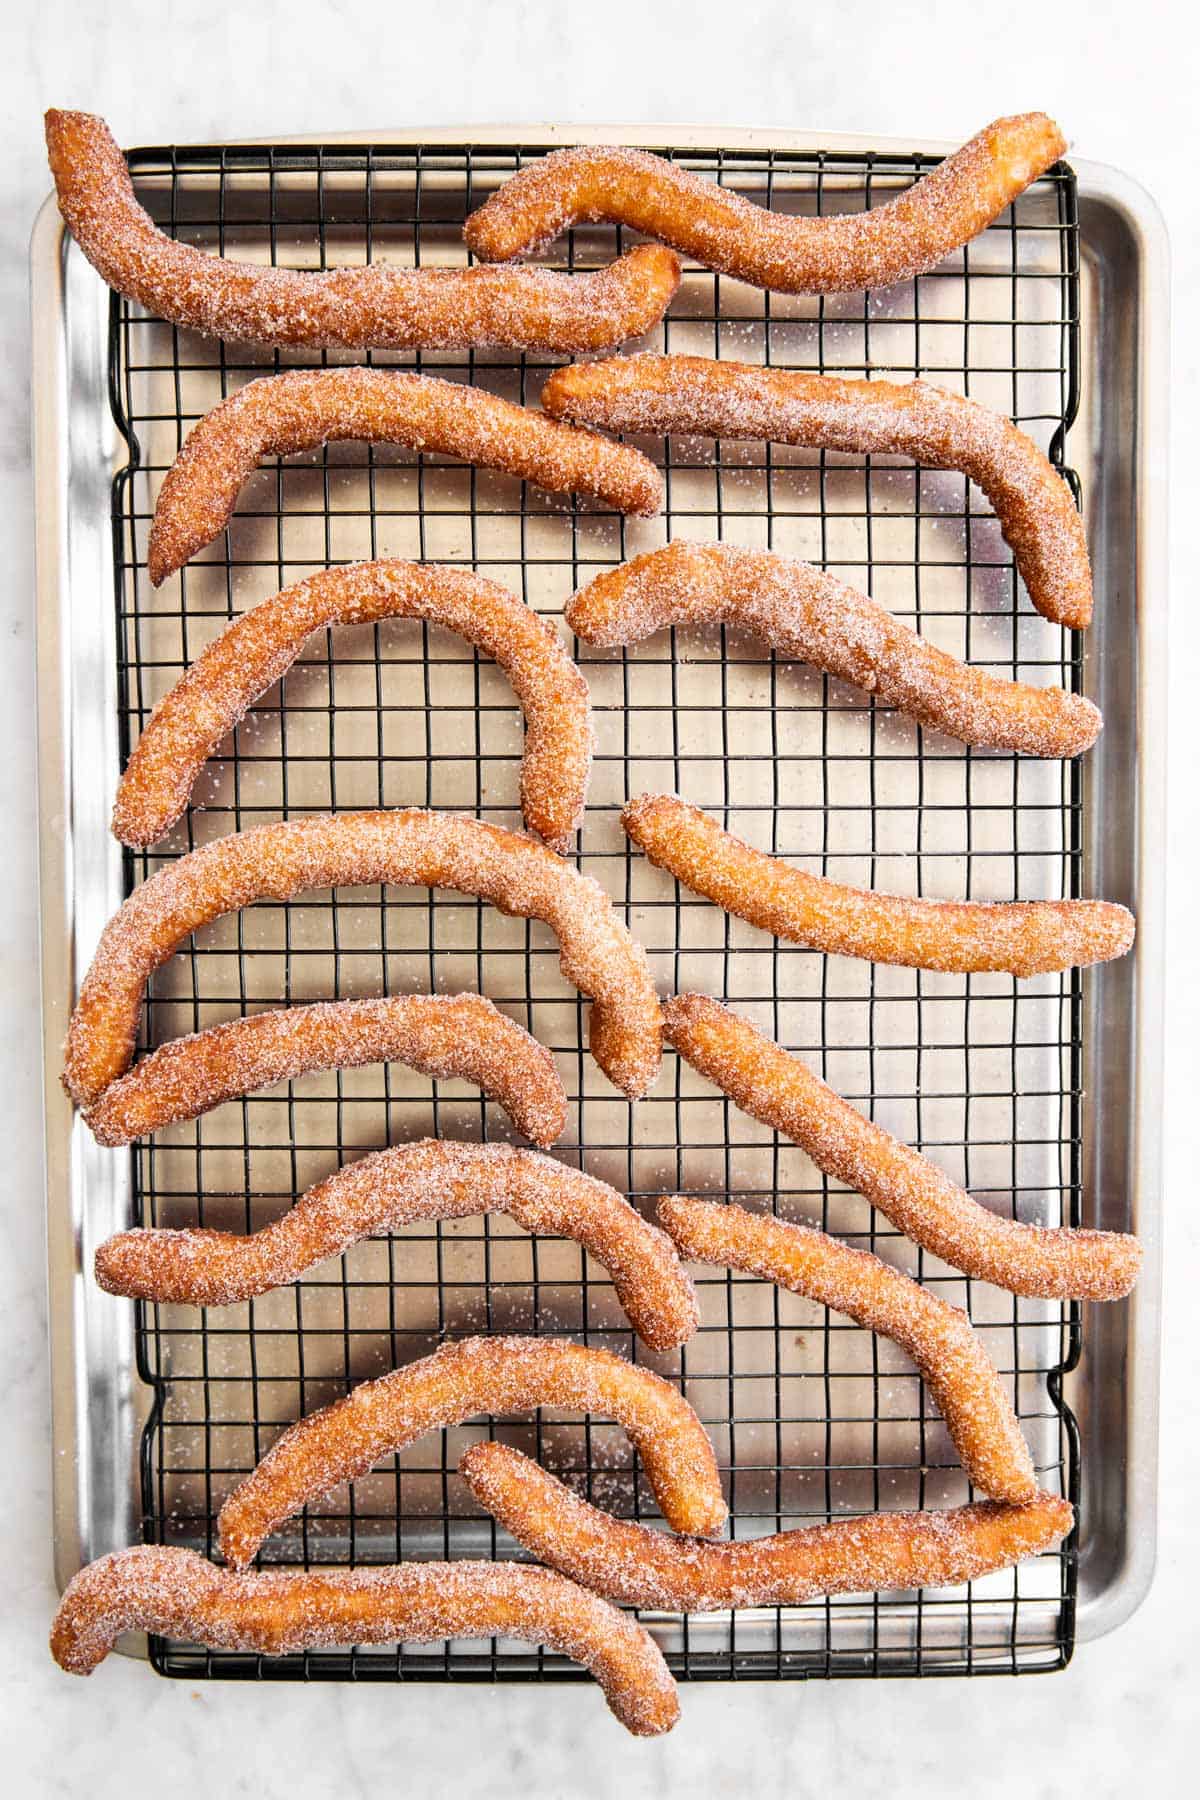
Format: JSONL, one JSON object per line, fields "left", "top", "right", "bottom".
{"left": 461, "top": 1444, "right": 1073, "bottom": 1612}
{"left": 113, "top": 561, "right": 593, "bottom": 853}
{"left": 147, "top": 368, "right": 661, "bottom": 585}
{"left": 465, "top": 114, "right": 1066, "bottom": 295}
{"left": 218, "top": 1335, "right": 727, "bottom": 1568}
{"left": 95, "top": 1140, "right": 699, "bottom": 1350}
{"left": 542, "top": 355, "right": 1091, "bottom": 629}
{"left": 46, "top": 110, "right": 681, "bottom": 354}
{"left": 567, "top": 541, "right": 1099, "bottom": 757}
{"left": 658, "top": 1197, "right": 1032, "bottom": 1501}
{"left": 82, "top": 996, "right": 566, "bottom": 1149}
{"left": 624, "top": 793, "right": 1134, "bottom": 978}
{"left": 50, "top": 1547, "right": 678, "bottom": 1735}
{"left": 63, "top": 809, "right": 662, "bottom": 1109}
{"left": 664, "top": 993, "right": 1142, "bottom": 1301}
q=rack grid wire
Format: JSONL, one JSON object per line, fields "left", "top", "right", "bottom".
{"left": 107, "top": 136, "right": 1082, "bottom": 1685}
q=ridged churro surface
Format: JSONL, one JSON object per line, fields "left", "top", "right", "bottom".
{"left": 114, "top": 561, "right": 593, "bottom": 852}
{"left": 218, "top": 1334, "right": 728, "bottom": 1567}
{"left": 664, "top": 994, "right": 1142, "bottom": 1301}
{"left": 567, "top": 541, "right": 1099, "bottom": 757}
{"left": 659, "top": 1197, "right": 1034, "bottom": 1503}
{"left": 542, "top": 355, "right": 1092, "bottom": 628}
{"left": 461, "top": 1443, "right": 1073, "bottom": 1612}
{"left": 47, "top": 110, "right": 680, "bottom": 352}
{"left": 81, "top": 995, "right": 566, "bottom": 1148}
{"left": 50, "top": 1547, "right": 680, "bottom": 1735}
{"left": 465, "top": 114, "right": 1066, "bottom": 294}
{"left": 625, "top": 794, "right": 1134, "bottom": 977}
{"left": 64, "top": 810, "right": 663, "bottom": 1109}
{"left": 96, "top": 1139, "right": 699, "bottom": 1350}
{"left": 148, "top": 367, "right": 662, "bottom": 584}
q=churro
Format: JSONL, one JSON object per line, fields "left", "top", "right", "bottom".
{"left": 63, "top": 809, "right": 663, "bottom": 1109}
{"left": 46, "top": 110, "right": 680, "bottom": 354}
{"left": 147, "top": 367, "right": 662, "bottom": 585}
{"left": 664, "top": 993, "right": 1142, "bottom": 1300}
{"left": 542, "top": 355, "right": 1092, "bottom": 629}
{"left": 218, "top": 1334, "right": 727, "bottom": 1567}
{"left": 465, "top": 114, "right": 1066, "bottom": 296}
{"left": 624, "top": 793, "right": 1134, "bottom": 978}
{"left": 50, "top": 1547, "right": 679, "bottom": 1735}
{"left": 567, "top": 541, "right": 1099, "bottom": 757}
{"left": 82, "top": 995, "right": 566, "bottom": 1148}
{"left": 461, "top": 1443, "right": 1073, "bottom": 1612}
{"left": 658, "top": 1197, "right": 1033, "bottom": 1502}
{"left": 95, "top": 1140, "right": 699, "bottom": 1350}
{"left": 113, "top": 561, "right": 594, "bottom": 853}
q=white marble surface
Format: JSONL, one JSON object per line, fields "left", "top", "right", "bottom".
{"left": 2, "top": 2, "right": 1196, "bottom": 1792}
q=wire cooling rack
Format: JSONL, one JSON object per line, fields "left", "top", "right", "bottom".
{"left": 108, "top": 137, "right": 1080, "bottom": 1683}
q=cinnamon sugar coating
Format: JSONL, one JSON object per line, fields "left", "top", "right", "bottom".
{"left": 624, "top": 793, "right": 1134, "bottom": 978}
{"left": 465, "top": 114, "right": 1066, "bottom": 295}
{"left": 63, "top": 809, "right": 663, "bottom": 1109}
{"left": 542, "top": 355, "right": 1092, "bottom": 629}
{"left": 46, "top": 111, "right": 680, "bottom": 353}
{"left": 82, "top": 995, "right": 566, "bottom": 1148}
{"left": 659, "top": 1197, "right": 1033, "bottom": 1502}
{"left": 113, "top": 561, "right": 594, "bottom": 853}
{"left": 95, "top": 1139, "right": 699, "bottom": 1350}
{"left": 567, "top": 541, "right": 1099, "bottom": 757}
{"left": 218, "top": 1334, "right": 727, "bottom": 1567}
{"left": 461, "top": 1443, "right": 1073, "bottom": 1612}
{"left": 50, "top": 1547, "right": 679, "bottom": 1735}
{"left": 147, "top": 367, "right": 662, "bottom": 585}
{"left": 663, "top": 994, "right": 1142, "bottom": 1301}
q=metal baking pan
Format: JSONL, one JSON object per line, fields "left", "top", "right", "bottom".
{"left": 32, "top": 126, "right": 1167, "bottom": 1677}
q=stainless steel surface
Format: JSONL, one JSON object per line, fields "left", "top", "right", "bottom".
{"left": 32, "top": 192, "right": 146, "bottom": 1595}
{"left": 1069, "top": 160, "right": 1168, "bottom": 1640}
{"left": 32, "top": 128, "right": 1166, "bottom": 1671}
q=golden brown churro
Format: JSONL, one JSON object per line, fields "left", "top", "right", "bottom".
{"left": 147, "top": 368, "right": 662, "bottom": 585}
{"left": 218, "top": 1335, "right": 728, "bottom": 1567}
{"left": 461, "top": 1443, "right": 1073, "bottom": 1612}
{"left": 664, "top": 994, "right": 1142, "bottom": 1300}
{"left": 113, "top": 561, "right": 594, "bottom": 853}
{"left": 63, "top": 809, "right": 663, "bottom": 1109}
{"left": 624, "top": 793, "right": 1134, "bottom": 978}
{"left": 658, "top": 1197, "right": 1034, "bottom": 1502}
{"left": 542, "top": 355, "right": 1092, "bottom": 629}
{"left": 50, "top": 1547, "right": 679, "bottom": 1735}
{"left": 82, "top": 996, "right": 566, "bottom": 1149}
{"left": 46, "top": 110, "right": 681, "bottom": 354}
{"left": 567, "top": 541, "right": 1099, "bottom": 757}
{"left": 95, "top": 1140, "right": 699, "bottom": 1350}
{"left": 465, "top": 114, "right": 1066, "bottom": 295}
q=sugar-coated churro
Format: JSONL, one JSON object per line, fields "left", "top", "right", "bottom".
{"left": 465, "top": 114, "right": 1066, "bottom": 296}
{"left": 542, "top": 355, "right": 1092, "bottom": 629}
{"left": 46, "top": 110, "right": 680, "bottom": 353}
{"left": 147, "top": 367, "right": 662, "bottom": 585}
{"left": 82, "top": 995, "right": 566, "bottom": 1148}
{"left": 218, "top": 1334, "right": 728, "bottom": 1567}
{"left": 63, "top": 810, "right": 663, "bottom": 1109}
{"left": 567, "top": 541, "right": 1099, "bottom": 757}
{"left": 113, "top": 561, "right": 593, "bottom": 853}
{"left": 95, "top": 1139, "right": 699, "bottom": 1350}
{"left": 658, "top": 1197, "right": 1034, "bottom": 1502}
{"left": 663, "top": 993, "right": 1142, "bottom": 1300}
{"left": 461, "top": 1443, "right": 1073, "bottom": 1612}
{"left": 50, "top": 1547, "right": 679, "bottom": 1735}
{"left": 624, "top": 794, "right": 1134, "bottom": 978}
